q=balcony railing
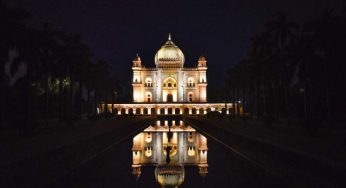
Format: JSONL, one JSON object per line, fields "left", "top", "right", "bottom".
{"left": 144, "top": 83, "right": 153, "bottom": 87}
{"left": 186, "top": 83, "right": 195, "bottom": 87}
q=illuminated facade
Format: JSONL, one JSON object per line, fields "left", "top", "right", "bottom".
{"left": 101, "top": 34, "right": 243, "bottom": 115}
{"left": 132, "top": 121, "right": 208, "bottom": 180}
{"left": 132, "top": 34, "right": 207, "bottom": 103}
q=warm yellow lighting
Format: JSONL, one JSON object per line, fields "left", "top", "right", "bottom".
{"left": 145, "top": 147, "right": 152, "bottom": 157}
{"left": 188, "top": 147, "right": 196, "bottom": 156}
{"left": 200, "top": 150, "right": 207, "bottom": 163}
{"left": 131, "top": 124, "right": 209, "bottom": 181}
{"left": 188, "top": 132, "right": 194, "bottom": 142}
{"left": 145, "top": 132, "right": 152, "bottom": 143}
{"left": 133, "top": 151, "right": 141, "bottom": 164}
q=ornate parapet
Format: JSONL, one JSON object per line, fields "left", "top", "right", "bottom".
{"left": 101, "top": 102, "right": 237, "bottom": 115}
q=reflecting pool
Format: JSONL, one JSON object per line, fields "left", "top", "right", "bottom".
{"left": 131, "top": 120, "right": 208, "bottom": 188}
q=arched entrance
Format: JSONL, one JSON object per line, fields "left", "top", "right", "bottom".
{"left": 136, "top": 108, "right": 141, "bottom": 115}
{"left": 113, "top": 108, "right": 118, "bottom": 115}
{"left": 160, "top": 108, "right": 165, "bottom": 115}
{"left": 167, "top": 94, "right": 173, "bottom": 103}
{"left": 143, "top": 108, "right": 148, "bottom": 115}
{"left": 151, "top": 108, "right": 156, "bottom": 114}
{"left": 128, "top": 108, "right": 134, "bottom": 115}
{"left": 175, "top": 108, "right": 180, "bottom": 114}
{"left": 162, "top": 77, "right": 177, "bottom": 102}
{"left": 192, "top": 108, "right": 197, "bottom": 114}
{"left": 183, "top": 108, "right": 189, "bottom": 115}
{"left": 199, "top": 108, "right": 204, "bottom": 115}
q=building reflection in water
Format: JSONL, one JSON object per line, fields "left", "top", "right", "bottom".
{"left": 132, "top": 120, "right": 208, "bottom": 188}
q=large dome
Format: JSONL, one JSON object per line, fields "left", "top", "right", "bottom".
{"left": 155, "top": 34, "right": 185, "bottom": 68}
{"left": 155, "top": 163, "right": 185, "bottom": 188}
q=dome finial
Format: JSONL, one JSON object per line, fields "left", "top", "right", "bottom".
{"left": 168, "top": 33, "right": 171, "bottom": 41}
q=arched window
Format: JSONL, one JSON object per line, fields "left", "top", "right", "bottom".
{"left": 143, "top": 108, "right": 148, "bottom": 114}
{"left": 189, "top": 93, "right": 193, "bottom": 102}
{"left": 163, "top": 77, "right": 177, "bottom": 90}
{"left": 187, "top": 77, "right": 195, "bottom": 87}
{"left": 150, "top": 108, "right": 156, "bottom": 114}
{"left": 183, "top": 108, "right": 189, "bottom": 114}
{"left": 146, "top": 92, "right": 152, "bottom": 103}
{"left": 136, "top": 108, "right": 141, "bottom": 114}
{"left": 167, "top": 94, "right": 173, "bottom": 102}
{"left": 199, "top": 108, "right": 204, "bottom": 115}
{"left": 160, "top": 108, "right": 165, "bottom": 115}
{"left": 145, "top": 77, "right": 152, "bottom": 87}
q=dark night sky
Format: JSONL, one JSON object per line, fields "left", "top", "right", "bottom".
{"left": 3, "top": 0, "right": 344, "bottom": 90}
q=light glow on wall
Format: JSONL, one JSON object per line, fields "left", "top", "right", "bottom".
{"left": 133, "top": 151, "right": 141, "bottom": 164}
{"left": 131, "top": 123, "right": 209, "bottom": 180}
{"left": 145, "top": 147, "right": 152, "bottom": 157}
{"left": 145, "top": 132, "right": 152, "bottom": 143}
{"left": 199, "top": 150, "right": 207, "bottom": 163}
{"left": 188, "top": 147, "right": 196, "bottom": 156}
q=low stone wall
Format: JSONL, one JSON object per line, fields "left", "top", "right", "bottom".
{"left": 99, "top": 103, "right": 243, "bottom": 115}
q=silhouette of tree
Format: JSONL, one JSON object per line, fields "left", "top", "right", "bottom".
{"left": 0, "top": 2, "right": 30, "bottom": 128}
{"left": 227, "top": 10, "right": 346, "bottom": 129}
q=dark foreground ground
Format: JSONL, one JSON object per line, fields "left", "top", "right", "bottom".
{"left": 0, "top": 116, "right": 345, "bottom": 188}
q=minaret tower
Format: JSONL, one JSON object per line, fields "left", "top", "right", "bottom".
{"left": 132, "top": 54, "right": 142, "bottom": 102}
{"left": 198, "top": 134, "right": 208, "bottom": 177}
{"left": 197, "top": 54, "right": 208, "bottom": 102}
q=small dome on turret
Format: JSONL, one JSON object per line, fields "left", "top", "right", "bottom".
{"left": 133, "top": 53, "right": 141, "bottom": 61}
{"left": 198, "top": 54, "right": 207, "bottom": 67}
{"left": 198, "top": 54, "right": 207, "bottom": 62}
{"left": 132, "top": 53, "right": 142, "bottom": 67}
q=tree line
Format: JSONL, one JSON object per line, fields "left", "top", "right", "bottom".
{"left": 226, "top": 11, "right": 346, "bottom": 130}
{"left": 1, "top": 2, "right": 121, "bottom": 132}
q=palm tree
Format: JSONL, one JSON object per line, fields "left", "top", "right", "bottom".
{"left": 264, "top": 12, "right": 298, "bottom": 120}
{"left": 53, "top": 33, "right": 92, "bottom": 118}
{"left": 32, "top": 23, "right": 61, "bottom": 125}
{"left": 299, "top": 11, "right": 346, "bottom": 125}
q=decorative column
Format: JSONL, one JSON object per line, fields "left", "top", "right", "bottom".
{"left": 197, "top": 55, "right": 208, "bottom": 102}
{"left": 132, "top": 54, "right": 142, "bottom": 102}
{"left": 198, "top": 134, "right": 208, "bottom": 177}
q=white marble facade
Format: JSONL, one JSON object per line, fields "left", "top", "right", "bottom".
{"left": 132, "top": 34, "right": 207, "bottom": 103}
